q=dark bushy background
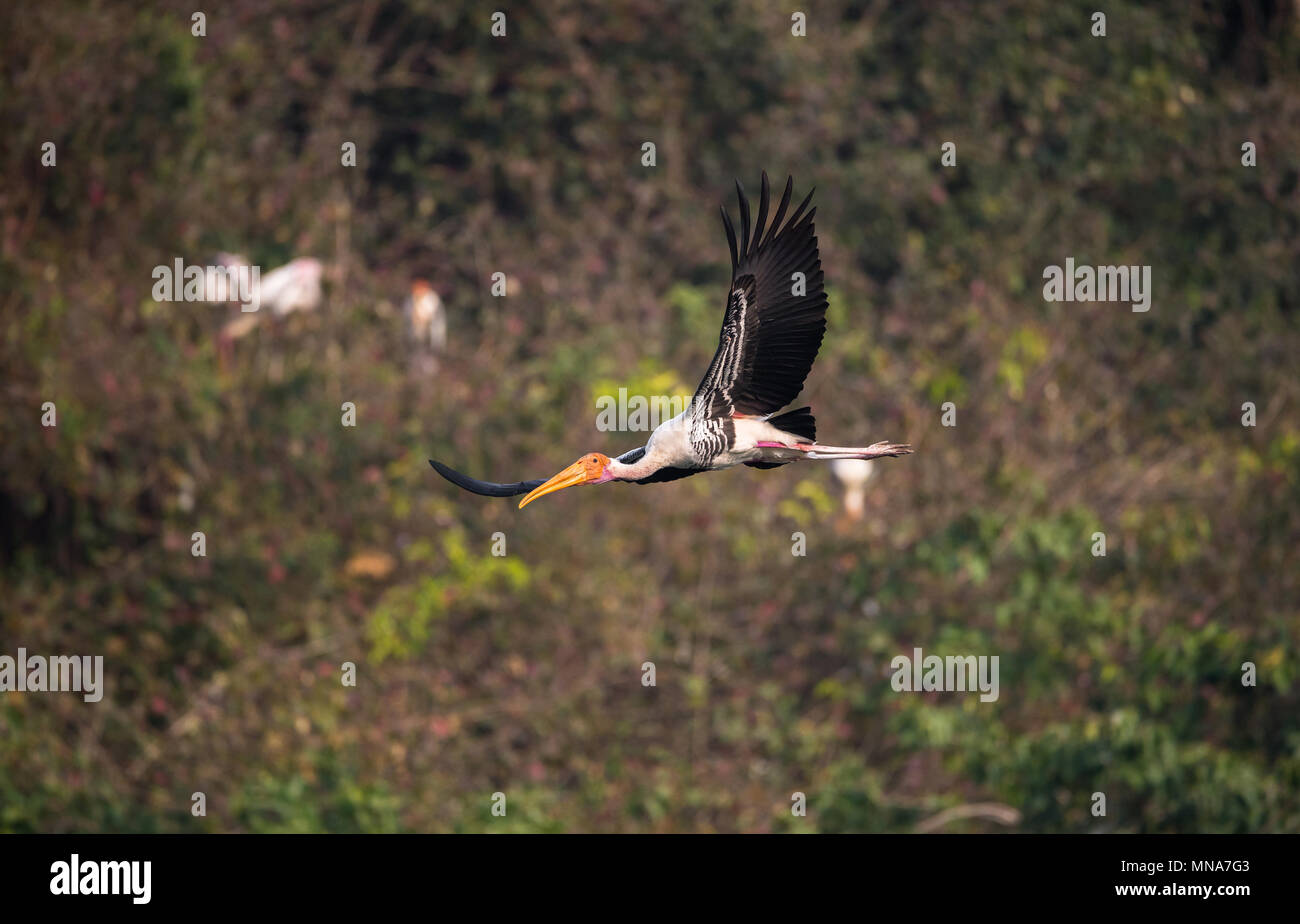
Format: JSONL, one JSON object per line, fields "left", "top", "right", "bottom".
{"left": 1, "top": 0, "right": 1297, "bottom": 832}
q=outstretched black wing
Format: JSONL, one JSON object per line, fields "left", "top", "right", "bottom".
{"left": 615, "top": 446, "right": 706, "bottom": 485}
{"left": 429, "top": 460, "right": 546, "bottom": 497}
{"left": 693, "top": 173, "right": 828, "bottom": 421}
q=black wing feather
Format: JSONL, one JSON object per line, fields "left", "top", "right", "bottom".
{"left": 719, "top": 207, "right": 738, "bottom": 271}
{"left": 693, "top": 172, "right": 829, "bottom": 418}
{"left": 735, "top": 179, "right": 751, "bottom": 261}
{"left": 760, "top": 176, "right": 794, "bottom": 250}
{"left": 749, "top": 172, "right": 770, "bottom": 260}
{"left": 617, "top": 448, "right": 706, "bottom": 485}
{"left": 635, "top": 466, "right": 705, "bottom": 485}
{"left": 429, "top": 459, "right": 545, "bottom": 497}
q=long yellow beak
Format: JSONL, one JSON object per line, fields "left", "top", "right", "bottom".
{"left": 518, "top": 459, "right": 595, "bottom": 509}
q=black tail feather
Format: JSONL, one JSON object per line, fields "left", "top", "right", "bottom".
{"left": 767, "top": 406, "right": 817, "bottom": 443}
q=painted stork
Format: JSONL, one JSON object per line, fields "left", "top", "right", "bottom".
{"left": 431, "top": 173, "right": 912, "bottom": 509}
{"left": 404, "top": 279, "right": 447, "bottom": 352}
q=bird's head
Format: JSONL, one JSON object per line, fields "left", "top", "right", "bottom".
{"left": 518, "top": 452, "right": 612, "bottom": 508}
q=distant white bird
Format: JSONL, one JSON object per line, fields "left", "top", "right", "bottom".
{"left": 830, "top": 458, "right": 875, "bottom": 520}
{"left": 213, "top": 255, "right": 324, "bottom": 369}
{"left": 404, "top": 279, "right": 446, "bottom": 352}
{"left": 210, "top": 255, "right": 323, "bottom": 319}
{"left": 259, "top": 257, "right": 323, "bottom": 318}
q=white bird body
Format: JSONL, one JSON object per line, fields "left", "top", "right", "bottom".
{"left": 214, "top": 255, "right": 324, "bottom": 374}
{"left": 606, "top": 410, "right": 901, "bottom": 483}
{"left": 206, "top": 254, "right": 322, "bottom": 317}
{"left": 258, "top": 257, "right": 323, "bottom": 318}
{"left": 619, "top": 411, "right": 809, "bottom": 477}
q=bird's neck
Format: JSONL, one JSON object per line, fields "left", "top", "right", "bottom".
{"left": 609, "top": 450, "right": 659, "bottom": 481}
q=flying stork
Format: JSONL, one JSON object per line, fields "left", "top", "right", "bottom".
{"left": 431, "top": 173, "right": 912, "bottom": 509}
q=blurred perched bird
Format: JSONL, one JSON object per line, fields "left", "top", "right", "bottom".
{"left": 211, "top": 255, "right": 323, "bottom": 323}
{"left": 403, "top": 279, "right": 446, "bottom": 352}
{"left": 830, "top": 458, "right": 875, "bottom": 520}
{"left": 214, "top": 255, "right": 324, "bottom": 369}
{"left": 259, "top": 257, "right": 323, "bottom": 318}
{"left": 431, "top": 172, "right": 913, "bottom": 509}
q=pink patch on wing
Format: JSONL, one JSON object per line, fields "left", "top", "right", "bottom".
{"left": 755, "top": 440, "right": 789, "bottom": 448}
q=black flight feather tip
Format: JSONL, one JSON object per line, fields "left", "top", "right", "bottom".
{"left": 429, "top": 459, "right": 545, "bottom": 498}
{"left": 720, "top": 206, "right": 738, "bottom": 271}
{"left": 735, "top": 179, "right": 751, "bottom": 259}
{"left": 761, "top": 176, "right": 794, "bottom": 250}
{"left": 750, "top": 172, "right": 770, "bottom": 259}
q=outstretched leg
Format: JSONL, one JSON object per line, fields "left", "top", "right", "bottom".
{"left": 753, "top": 439, "right": 913, "bottom": 460}
{"left": 805, "top": 441, "right": 913, "bottom": 460}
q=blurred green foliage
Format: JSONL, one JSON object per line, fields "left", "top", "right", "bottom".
{"left": 1, "top": 0, "right": 1297, "bottom": 832}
